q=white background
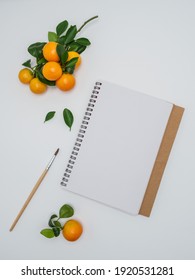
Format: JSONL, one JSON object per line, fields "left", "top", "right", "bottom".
{"left": 0, "top": 0, "right": 195, "bottom": 260}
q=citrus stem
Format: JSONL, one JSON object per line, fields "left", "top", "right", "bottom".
{"left": 77, "top": 15, "right": 98, "bottom": 33}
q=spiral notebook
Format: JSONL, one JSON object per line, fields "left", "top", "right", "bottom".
{"left": 61, "top": 80, "right": 184, "bottom": 216}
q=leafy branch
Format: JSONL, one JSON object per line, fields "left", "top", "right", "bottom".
{"left": 22, "top": 16, "right": 98, "bottom": 81}
{"left": 40, "top": 204, "right": 74, "bottom": 238}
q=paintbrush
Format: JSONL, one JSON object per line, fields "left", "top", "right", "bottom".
{"left": 9, "top": 148, "right": 59, "bottom": 231}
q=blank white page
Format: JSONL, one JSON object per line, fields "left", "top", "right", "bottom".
{"left": 61, "top": 80, "right": 173, "bottom": 215}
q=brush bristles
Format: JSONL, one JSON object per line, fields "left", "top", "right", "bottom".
{"left": 54, "top": 148, "right": 59, "bottom": 156}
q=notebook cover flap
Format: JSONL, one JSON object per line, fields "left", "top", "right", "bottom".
{"left": 139, "top": 105, "right": 184, "bottom": 217}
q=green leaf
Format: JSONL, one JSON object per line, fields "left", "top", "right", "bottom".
{"left": 37, "top": 57, "right": 47, "bottom": 65}
{"left": 56, "top": 44, "right": 68, "bottom": 64}
{"left": 63, "top": 25, "right": 77, "bottom": 45}
{"left": 48, "top": 214, "right": 58, "bottom": 227}
{"left": 67, "top": 42, "right": 87, "bottom": 53}
{"left": 67, "top": 42, "right": 80, "bottom": 52}
{"left": 57, "top": 36, "right": 66, "bottom": 45}
{"left": 56, "top": 20, "right": 68, "bottom": 36}
{"left": 28, "top": 42, "right": 46, "bottom": 59}
{"left": 52, "top": 227, "right": 61, "bottom": 237}
{"left": 44, "top": 111, "right": 56, "bottom": 123}
{"left": 76, "top": 38, "right": 91, "bottom": 46}
{"left": 48, "top": 31, "right": 58, "bottom": 42}
{"left": 65, "top": 67, "right": 74, "bottom": 74}
{"left": 59, "top": 204, "right": 74, "bottom": 218}
{"left": 77, "top": 45, "right": 87, "bottom": 54}
{"left": 64, "top": 57, "right": 78, "bottom": 74}
{"left": 61, "top": 52, "right": 68, "bottom": 65}
{"left": 40, "top": 228, "right": 55, "bottom": 238}
{"left": 22, "top": 59, "right": 32, "bottom": 68}
{"left": 65, "top": 57, "right": 78, "bottom": 68}
{"left": 63, "top": 108, "right": 74, "bottom": 130}
{"left": 53, "top": 220, "right": 63, "bottom": 229}
{"left": 36, "top": 69, "right": 56, "bottom": 86}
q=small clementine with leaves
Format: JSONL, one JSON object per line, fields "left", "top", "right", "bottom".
{"left": 18, "top": 68, "right": 33, "bottom": 84}
{"left": 42, "top": 61, "right": 62, "bottom": 81}
{"left": 62, "top": 219, "right": 83, "bottom": 241}
{"left": 40, "top": 205, "right": 83, "bottom": 242}
{"left": 56, "top": 73, "right": 75, "bottom": 91}
{"left": 43, "top": 42, "right": 60, "bottom": 62}
{"left": 29, "top": 78, "right": 47, "bottom": 94}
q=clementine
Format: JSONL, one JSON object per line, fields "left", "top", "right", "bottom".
{"left": 43, "top": 42, "right": 60, "bottom": 62}
{"left": 42, "top": 62, "right": 62, "bottom": 81}
{"left": 62, "top": 219, "right": 83, "bottom": 241}
{"left": 56, "top": 73, "right": 75, "bottom": 91}
{"left": 18, "top": 68, "right": 33, "bottom": 84}
{"left": 29, "top": 78, "right": 47, "bottom": 94}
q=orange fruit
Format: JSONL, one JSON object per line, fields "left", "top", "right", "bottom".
{"left": 29, "top": 78, "right": 47, "bottom": 94}
{"left": 56, "top": 73, "right": 75, "bottom": 91}
{"left": 43, "top": 42, "right": 60, "bottom": 62}
{"left": 62, "top": 219, "right": 83, "bottom": 242}
{"left": 18, "top": 68, "right": 33, "bottom": 84}
{"left": 67, "top": 51, "right": 81, "bottom": 68}
{"left": 42, "top": 62, "right": 62, "bottom": 81}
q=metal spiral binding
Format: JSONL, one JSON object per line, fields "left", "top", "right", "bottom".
{"left": 61, "top": 82, "right": 102, "bottom": 187}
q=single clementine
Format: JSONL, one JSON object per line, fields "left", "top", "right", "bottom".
{"left": 29, "top": 78, "right": 47, "bottom": 94}
{"left": 42, "top": 61, "right": 62, "bottom": 81}
{"left": 43, "top": 42, "right": 60, "bottom": 62}
{"left": 67, "top": 51, "right": 81, "bottom": 68}
{"left": 18, "top": 68, "right": 33, "bottom": 84}
{"left": 62, "top": 219, "right": 83, "bottom": 242}
{"left": 56, "top": 73, "right": 76, "bottom": 91}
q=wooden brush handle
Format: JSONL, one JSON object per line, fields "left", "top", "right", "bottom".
{"left": 9, "top": 169, "right": 48, "bottom": 231}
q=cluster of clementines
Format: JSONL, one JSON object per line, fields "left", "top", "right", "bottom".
{"left": 18, "top": 16, "right": 98, "bottom": 94}
{"left": 18, "top": 42, "right": 81, "bottom": 94}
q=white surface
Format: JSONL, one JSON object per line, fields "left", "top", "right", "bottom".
{"left": 0, "top": 0, "right": 194, "bottom": 260}
{"left": 64, "top": 80, "right": 173, "bottom": 215}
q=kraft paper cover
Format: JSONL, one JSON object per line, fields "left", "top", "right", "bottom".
{"left": 139, "top": 105, "right": 184, "bottom": 217}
